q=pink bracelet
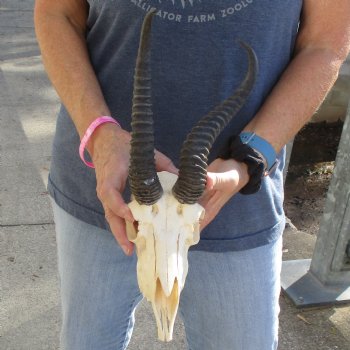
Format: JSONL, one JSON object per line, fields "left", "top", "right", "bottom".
{"left": 79, "top": 116, "right": 121, "bottom": 168}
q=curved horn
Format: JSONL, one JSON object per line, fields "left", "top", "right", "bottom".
{"left": 172, "top": 42, "right": 258, "bottom": 204}
{"left": 129, "top": 11, "right": 163, "bottom": 205}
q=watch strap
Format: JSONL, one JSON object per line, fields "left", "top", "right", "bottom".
{"left": 239, "top": 132, "right": 276, "bottom": 171}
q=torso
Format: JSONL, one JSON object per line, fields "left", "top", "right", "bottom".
{"left": 49, "top": 0, "right": 303, "bottom": 251}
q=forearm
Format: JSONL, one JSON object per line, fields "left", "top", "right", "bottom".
{"left": 34, "top": 2, "right": 111, "bottom": 139}
{"left": 244, "top": 47, "right": 346, "bottom": 153}
{"left": 244, "top": 0, "right": 350, "bottom": 154}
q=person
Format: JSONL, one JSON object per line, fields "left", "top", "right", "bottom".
{"left": 34, "top": 1, "right": 350, "bottom": 349}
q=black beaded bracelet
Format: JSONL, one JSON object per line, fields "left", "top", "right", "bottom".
{"left": 218, "top": 135, "right": 267, "bottom": 195}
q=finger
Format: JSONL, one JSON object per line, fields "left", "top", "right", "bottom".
{"left": 201, "top": 189, "right": 234, "bottom": 230}
{"left": 205, "top": 172, "right": 215, "bottom": 191}
{"left": 98, "top": 185, "right": 134, "bottom": 223}
{"left": 155, "top": 151, "right": 178, "bottom": 174}
{"left": 105, "top": 208, "right": 134, "bottom": 256}
{"left": 200, "top": 191, "right": 222, "bottom": 230}
{"left": 198, "top": 187, "right": 215, "bottom": 207}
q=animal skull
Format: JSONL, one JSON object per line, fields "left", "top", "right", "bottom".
{"left": 126, "top": 11, "right": 257, "bottom": 342}
{"left": 127, "top": 172, "right": 204, "bottom": 341}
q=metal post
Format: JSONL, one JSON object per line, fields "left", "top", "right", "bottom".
{"left": 283, "top": 139, "right": 294, "bottom": 183}
{"left": 281, "top": 102, "right": 350, "bottom": 307}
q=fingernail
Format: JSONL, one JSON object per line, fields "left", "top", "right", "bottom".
{"left": 206, "top": 179, "right": 214, "bottom": 190}
{"left": 122, "top": 245, "right": 130, "bottom": 255}
{"left": 123, "top": 207, "right": 134, "bottom": 223}
{"left": 125, "top": 215, "right": 134, "bottom": 223}
{"left": 172, "top": 166, "right": 179, "bottom": 173}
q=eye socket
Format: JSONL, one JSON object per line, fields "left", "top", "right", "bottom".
{"left": 177, "top": 204, "right": 183, "bottom": 215}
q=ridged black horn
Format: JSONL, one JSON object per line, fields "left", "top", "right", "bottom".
{"left": 128, "top": 11, "right": 163, "bottom": 205}
{"left": 172, "top": 42, "right": 258, "bottom": 204}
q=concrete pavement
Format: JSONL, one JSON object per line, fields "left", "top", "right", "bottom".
{"left": 1, "top": 2, "right": 349, "bottom": 349}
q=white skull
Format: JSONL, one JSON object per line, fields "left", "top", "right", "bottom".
{"left": 127, "top": 171, "right": 204, "bottom": 341}
{"left": 126, "top": 11, "right": 256, "bottom": 342}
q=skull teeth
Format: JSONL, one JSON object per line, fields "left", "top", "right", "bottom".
{"left": 153, "top": 277, "right": 179, "bottom": 342}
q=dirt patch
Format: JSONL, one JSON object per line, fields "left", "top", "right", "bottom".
{"left": 284, "top": 121, "right": 344, "bottom": 235}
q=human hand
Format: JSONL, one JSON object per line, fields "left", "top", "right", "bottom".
{"left": 89, "top": 123, "right": 177, "bottom": 256}
{"left": 199, "top": 158, "right": 250, "bottom": 230}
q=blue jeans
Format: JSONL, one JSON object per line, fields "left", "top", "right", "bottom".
{"left": 53, "top": 202, "right": 282, "bottom": 350}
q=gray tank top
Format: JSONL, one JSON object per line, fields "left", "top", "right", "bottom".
{"left": 48, "top": 0, "right": 303, "bottom": 251}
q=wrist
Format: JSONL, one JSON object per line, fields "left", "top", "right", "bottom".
{"left": 217, "top": 135, "right": 269, "bottom": 195}
{"left": 230, "top": 159, "right": 250, "bottom": 188}
{"left": 239, "top": 132, "right": 277, "bottom": 172}
{"left": 240, "top": 162, "right": 250, "bottom": 187}
{"left": 87, "top": 122, "right": 129, "bottom": 157}
{"left": 89, "top": 124, "right": 131, "bottom": 178}
{"left": 79, "top": 116, "right": 130, "bottom": 168}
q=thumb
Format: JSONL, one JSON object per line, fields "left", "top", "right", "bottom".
{"left": 206, "top": 171, "right": 233, "bottom": 191}
{"left": 155, "top": 151, "right": 178, "bottom": 174}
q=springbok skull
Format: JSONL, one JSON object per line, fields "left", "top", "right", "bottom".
{"left": 126, "top": 11, "right": 257, "bottom": 341}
